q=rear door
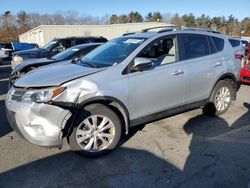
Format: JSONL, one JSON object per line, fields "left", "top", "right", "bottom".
{"left": 179, "top": 33, "right": 225, "bottom": 104}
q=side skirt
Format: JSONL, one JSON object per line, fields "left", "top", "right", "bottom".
{"left": 130, "top": 99, "right": 208, "bottom": 127}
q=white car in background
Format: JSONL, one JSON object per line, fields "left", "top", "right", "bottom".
{"left": 0, "top": 47, "right": 11, "bottom": 64}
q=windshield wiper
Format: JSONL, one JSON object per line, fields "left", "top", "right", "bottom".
{"left": 47, "top": 57, "right": 55, "bottom": 60}
{"left": 79, "top": 59, "right": 96, "bottom": 68}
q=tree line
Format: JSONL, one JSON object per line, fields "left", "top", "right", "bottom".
{"left": 0, "top": 10, "right": 249, "bottom": 43}
{"left": 110, "top": 12, "right": 250, "bottom": 37}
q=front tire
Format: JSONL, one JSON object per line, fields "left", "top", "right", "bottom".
{"left": 68, "top": 104, "right": 122, "bottom": 158}
{"left": 204, "top": 80, "right": 234, "bottom": 116}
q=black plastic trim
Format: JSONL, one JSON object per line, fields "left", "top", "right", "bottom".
{"left": 130, "top": 99, "right": 207, "bottom": 127}
{"left": 211, "top": 73, "right": 240, "bottom": 100}
{"left": 79, "top": 96, "right": 130, "bottom": 133}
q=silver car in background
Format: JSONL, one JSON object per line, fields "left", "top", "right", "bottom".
{"left": 5, "top": 27, "right": 241, "bottom": 157}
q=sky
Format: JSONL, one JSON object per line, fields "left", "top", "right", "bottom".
{"left": 0, "top": 0, "right": 249, "bottom": 20}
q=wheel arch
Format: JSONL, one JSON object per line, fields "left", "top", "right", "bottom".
{"left": 210, "top": 73, "right": 238, "bottom": 101}
{"left": 79, "top": 96, "right": 130, "bottom": 134}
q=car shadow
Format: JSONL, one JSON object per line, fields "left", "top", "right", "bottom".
{"left": 0, "top": 148, "right": 180, "bottom": 188}
{"left": 174, "top": 103, "right": 250, "bottom": 188}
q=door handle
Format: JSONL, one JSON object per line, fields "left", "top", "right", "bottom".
{"left": 212, "top": 62, "right": 222, "bottom": 67}
{"left": 172, "top": 69, "right": 184, "bottom": 75}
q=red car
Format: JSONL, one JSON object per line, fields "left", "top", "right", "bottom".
{"left": 240, "top": 65, "right": 250, "bottom": 84}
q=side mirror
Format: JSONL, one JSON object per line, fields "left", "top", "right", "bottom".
{"left": 131, "top": 57, "right": 154, "bottom": 72}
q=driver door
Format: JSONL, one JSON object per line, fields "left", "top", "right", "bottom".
{"left": 127, "top": 35, "right": 186, "bottom": 120}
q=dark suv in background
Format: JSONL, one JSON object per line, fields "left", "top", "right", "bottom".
{"left": 11, "top": 36, "right": 108, "bottom": 70}
{"left": 9, "top": 43, "right": 102, "bottom": 85}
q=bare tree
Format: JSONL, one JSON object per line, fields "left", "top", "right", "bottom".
{"left": 17, "top": 11, "right": 30, "bottom": 29}
{"left": 162, "top": 13, "right": 172, "bottom": 23}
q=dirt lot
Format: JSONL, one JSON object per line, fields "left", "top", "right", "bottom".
{"left": 0, "top": 61, "right": 249, "bottom": 188}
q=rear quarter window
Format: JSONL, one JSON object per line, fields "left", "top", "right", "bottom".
{"left": 0, "top": 43, "right": 13, "bottom": 50}
{"left": 211, "top": 37, "right": 224, "bottom": 52}
{"left": 229, "top": 39, "right": 240, "bottom": 47}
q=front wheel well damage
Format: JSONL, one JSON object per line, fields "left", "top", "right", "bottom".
{"left": 62, "top": 98, "right": 130, "bottom": 138}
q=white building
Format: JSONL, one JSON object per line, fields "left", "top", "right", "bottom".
{"left": 19, "top": 22, "right": 174, "bottom": 46}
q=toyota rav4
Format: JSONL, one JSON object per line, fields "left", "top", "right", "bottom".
{"left": 5, "top": 27, "right": 241, "bottom": 157}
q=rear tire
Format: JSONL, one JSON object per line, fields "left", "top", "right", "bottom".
{"left": 204, "top": 80, "right": 234, "bottom": 116}
{"left": 68, "top": 104, "right": 122, "bottom": 158}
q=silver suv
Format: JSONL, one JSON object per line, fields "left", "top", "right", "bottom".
{"left": 6, "top": 27, "right": 241, "bottom": 157}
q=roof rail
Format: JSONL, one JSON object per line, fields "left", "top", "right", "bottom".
{"left": 158, "top": 26, "right": 180, "bottom": 33}
{"left": 122, "top": 26, "right": 177, "bottom": 36}
{"left": 122, "top": 26, "right": 221, "bottom": 37}
{"left": 122, "top": 32, "right": 136, "bottom": 36}
{"left": 141, "top": 26, "right": 175, "bottom": 33}
{"left": 181, "top": 26, "right": 220, "bottom": 34}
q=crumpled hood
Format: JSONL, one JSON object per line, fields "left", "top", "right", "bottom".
{"left": 15, "top": 58, "right": 54, "bottom": 72}
{"left": 13, "top": 48, "right": 48, "bottom": 59}
{"left": 14, "top": 62, "right": 106, "bottom": 88}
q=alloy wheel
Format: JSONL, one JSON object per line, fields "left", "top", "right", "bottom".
{"left": 76, "top": 115, "right": 115, "bottom": 152}
{"left": 215, "top": 86, "right": 231, "bottom": 112}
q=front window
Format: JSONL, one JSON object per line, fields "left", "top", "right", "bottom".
{"left": 42, "top": 40, "right": 72, "bottom": 53}
{"left": 41, "top": 40, "right": 58, "bottom": 50}
{"left": 80, "top": 37, "right": 145, "bottom": 67}
{"left": 137, "top": 36, "right": 177, "bottom": 65}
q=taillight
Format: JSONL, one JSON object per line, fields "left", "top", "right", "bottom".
{"left": 235, "top": 54, "right": 242, "bottom": 60}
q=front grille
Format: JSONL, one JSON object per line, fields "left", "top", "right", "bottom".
{"left": 6, "top": 110, "right": 17, "bottom": 127}
{"left": 243, "top": 76, "right": 250, "bottom": 81}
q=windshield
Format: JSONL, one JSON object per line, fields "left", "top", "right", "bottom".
{"left": 51, "top": 46, "right": 80, "bottom": 61}
{"left": 80, "top": 37, "right": 145, "bottom": 67}
{"left": 41, "top": 40, "right": 58, "bottom": 50}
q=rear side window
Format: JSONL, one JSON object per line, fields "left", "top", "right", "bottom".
{"left": 0, "top": 43, "right": 13, "bottom": 50}
{"left": 75, "top": 39, "right": 90, "bottom": 45}
{"left": 211, "top": 37, "right": 224, "bottom": 52}
{"left": 229, "top": 39, "right": 240, "bottom": 47}
{"left": 179, "top": 34, "right": 210, "bottom": 60}
{"left": 92, "top": 38, "right": 108, "bottom": 43}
